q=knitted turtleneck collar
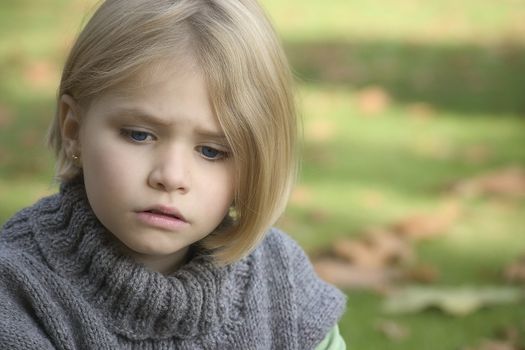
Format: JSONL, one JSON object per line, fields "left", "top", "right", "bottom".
{"left": 27, "top": 179, "right": 244, "bottom": 341}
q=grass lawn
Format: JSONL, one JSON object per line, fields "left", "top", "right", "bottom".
{"left": 1, "top": 1, "right": 525, "bottom": 349}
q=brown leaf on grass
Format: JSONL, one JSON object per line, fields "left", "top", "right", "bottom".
{"left": 404, "top": 263, "right": 440, "bottom": 284}
{"left": 496, "top": 327, "right": 522, "bottom": 348}
{"left": 0, "top": 104, "right": 13, "bottom": 128}
{"left": 504, "top": 255, "right": 525, "bottom": 284}
{"left": 391, "top": 201, "right": 461, "bottom": 240}
{"left": 313, "top": 258, "right": 401, "bottom": 290}
{"left": 375, "top": 320, "right": 410, "bottom": 342}
{"left": 464, "top": 325, "right": 525, "bottom": 350}
{"left": 363, "top": 229, "right": 415, "bottom": 266}
{"left": 448, "top": 166, "right": 525, "bottom": 198}
{"left": 332, "top": 229, "right": 414, "bottom": 269}
{"left": 383, "top": 286, "right": 523, "bottom": 316}
{"left": 356, "top": 85, "right": 391, "bottom": 116}
{"left": 461, "top": 144, "right": 492, "bottom": 165}
{"left": 463, "top": 340, "right": 520, "bottom": 350}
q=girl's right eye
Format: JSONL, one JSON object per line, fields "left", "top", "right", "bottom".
{"left": 120, "top": 129, "right": 156, "bottom": 143}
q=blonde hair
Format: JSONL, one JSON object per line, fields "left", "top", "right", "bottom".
{"left": 48, "top": 0, "right": 298, "bottom": 265}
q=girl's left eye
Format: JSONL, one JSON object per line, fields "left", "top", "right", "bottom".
{"left": 120, "top": 129, "right": 155, "bottom": 142}
{"left": 198, "top": 146, "right": 227, "bottom": 160}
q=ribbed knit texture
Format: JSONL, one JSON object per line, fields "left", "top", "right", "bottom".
{"left": 0, "top": 180, "right": 346, "bottom": 349}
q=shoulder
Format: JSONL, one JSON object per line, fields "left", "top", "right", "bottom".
{"left": 252, "top": 228, "right": 347, "bottom": 349}
{"left": 257, "top": 227, "right": 316, "bottom": 265}
{"left": 1, "top": 193, "right": 59, "bottom": 246}
{"left": 0, "top": 249, "right": 55, "bottom": 349}
{"left": 0, "top": 245, "right": 31, "bottom": 277}
{"left": 0, "top": 246, "right": 44, "bottom": 296}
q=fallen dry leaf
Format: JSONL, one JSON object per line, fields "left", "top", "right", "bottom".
{"left": 363, "top": 229, "right": 415, "bottom": 266}
{"left": 356, "top": 85, "right": 391, "bottom": 116}
{"left": 496, "top": 326, "right": 522, "bottom": 347}
{"left": 391, "top": 201, "right": 461, "bottom": 240}
{"left": 449, "top": 166, "right": 525, "bottom": 198}
{"left": 313, "top": 258, "right": 402, "bottom": 290}
{"left": 383, "top": 286, "right": 523, "bottom": 316}
{"left": 461, "top": 144, "right": 492, "bottom": 165}
{"left": 404, "top": 263, "right": 440, "bottom": 284}
{"left": 463, "top": 340, "right": 520, "bottom": 350}
{"left": 504, "top": 255, "right": 525, "bottom": 284}
{"left": 332, "top": 229, "right": 414, "bottom": 269}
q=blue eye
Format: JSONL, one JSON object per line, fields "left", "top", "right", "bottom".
{"left": 120, "top": 129, "right": 155, "bottom": 142}
{"left": 130, "top": 131, "right": 149, "bottom": 141}
{"left": 199, "top": 146, "right": 226, "bottom": 160}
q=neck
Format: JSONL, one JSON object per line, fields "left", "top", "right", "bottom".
{"left": 116, "top": 242, "right": 191, "bottom": 275}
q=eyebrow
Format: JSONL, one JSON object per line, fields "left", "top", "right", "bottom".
{"left": 195, "top": 128, "right": 228, "bottom": 142}
{"left": 109, "top": 107, "right": 172, "bottom": 127}
{"left": 109, "top": 106, "right": 228, "bottom": 141}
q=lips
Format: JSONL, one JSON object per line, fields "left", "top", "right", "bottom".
{"left": 141, "top": 206, "right": 186, "bottom": 222}
{"left": 135, "top": 205, "right": 188, "bottom": 231}
{"left": 144, "top": 208, "right": 185, "bottom": 221}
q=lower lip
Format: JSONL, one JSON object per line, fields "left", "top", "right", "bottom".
{"left": 136, "top": 211, "right": 188, "bottom": 231}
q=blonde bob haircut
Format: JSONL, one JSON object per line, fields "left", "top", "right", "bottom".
{"left": 47, "top": 0, "right": 298, "bottom": 265}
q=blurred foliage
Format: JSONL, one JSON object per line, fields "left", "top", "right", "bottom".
{"left": 1, "top": 0, "right": 525, "bottom": 349}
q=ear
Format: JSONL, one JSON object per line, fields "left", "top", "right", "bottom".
{"left": 59, "top": 94, "right": 82, "bottom": 157}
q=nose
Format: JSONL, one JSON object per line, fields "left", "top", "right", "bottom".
{"left": 147, "top": 147, "right": 190, "bottom": 194}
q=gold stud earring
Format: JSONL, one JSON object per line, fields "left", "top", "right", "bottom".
{"left": 228, "top": 206, "right": 238, "bottom": 221}
{"left": 71, "top": 153, "right": 81, "bottom": 167}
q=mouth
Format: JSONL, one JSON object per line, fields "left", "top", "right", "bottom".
{"left": 141, "top": 206, "right": 187, "bottom": 222}
{"left": 135, "top": 205, "right": 188, "bottom": 231}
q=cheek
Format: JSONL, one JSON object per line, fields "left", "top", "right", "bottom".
{"left": 196, "top": 164, "right": 235, "bottom": 207}
{"left": 83, "top": 144, "right": 120, "bottom": 180}
{"left": 211, "top": 166, "right": 235, "bottom": 207}
{"left": 81, "top": 135, "right": 144, "bottom": 194}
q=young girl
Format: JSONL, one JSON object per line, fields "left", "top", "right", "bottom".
{"left": 0, "top": 0, "right": 346, "bottom": 349}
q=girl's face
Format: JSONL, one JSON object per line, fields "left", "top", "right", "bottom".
{"left": 62, "top": 63, "right": 235, "bottom": 274}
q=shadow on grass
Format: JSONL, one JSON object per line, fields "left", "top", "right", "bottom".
{"left": 301, "top": 139, "right": 509, "bottom": 196}
{"left": 284, "top": 38, "right": 525, "bottom": 116}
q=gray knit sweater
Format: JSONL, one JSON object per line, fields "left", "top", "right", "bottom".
{"left": 0, "top": 180, "right": 346, "bottom": 349}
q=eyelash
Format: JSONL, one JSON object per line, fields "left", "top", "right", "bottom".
{"left": 120, "top": 128, "right": 156, "bottom": 142}
{"left": 196, "top": 146, "right": 229, "bottom": 161}
{"left": 119, "top": 128, "right": 229, "bottom": 161}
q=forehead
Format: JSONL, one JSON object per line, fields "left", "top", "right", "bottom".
{"left": 81, "top": 59, "right": 214, "bottom": 118}
{"left": 112, "top": 56, "right": 203, "bottom": 96}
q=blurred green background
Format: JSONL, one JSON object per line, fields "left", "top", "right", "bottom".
{"left": 1, "top": 1, "right": 525, "bottom": 349}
